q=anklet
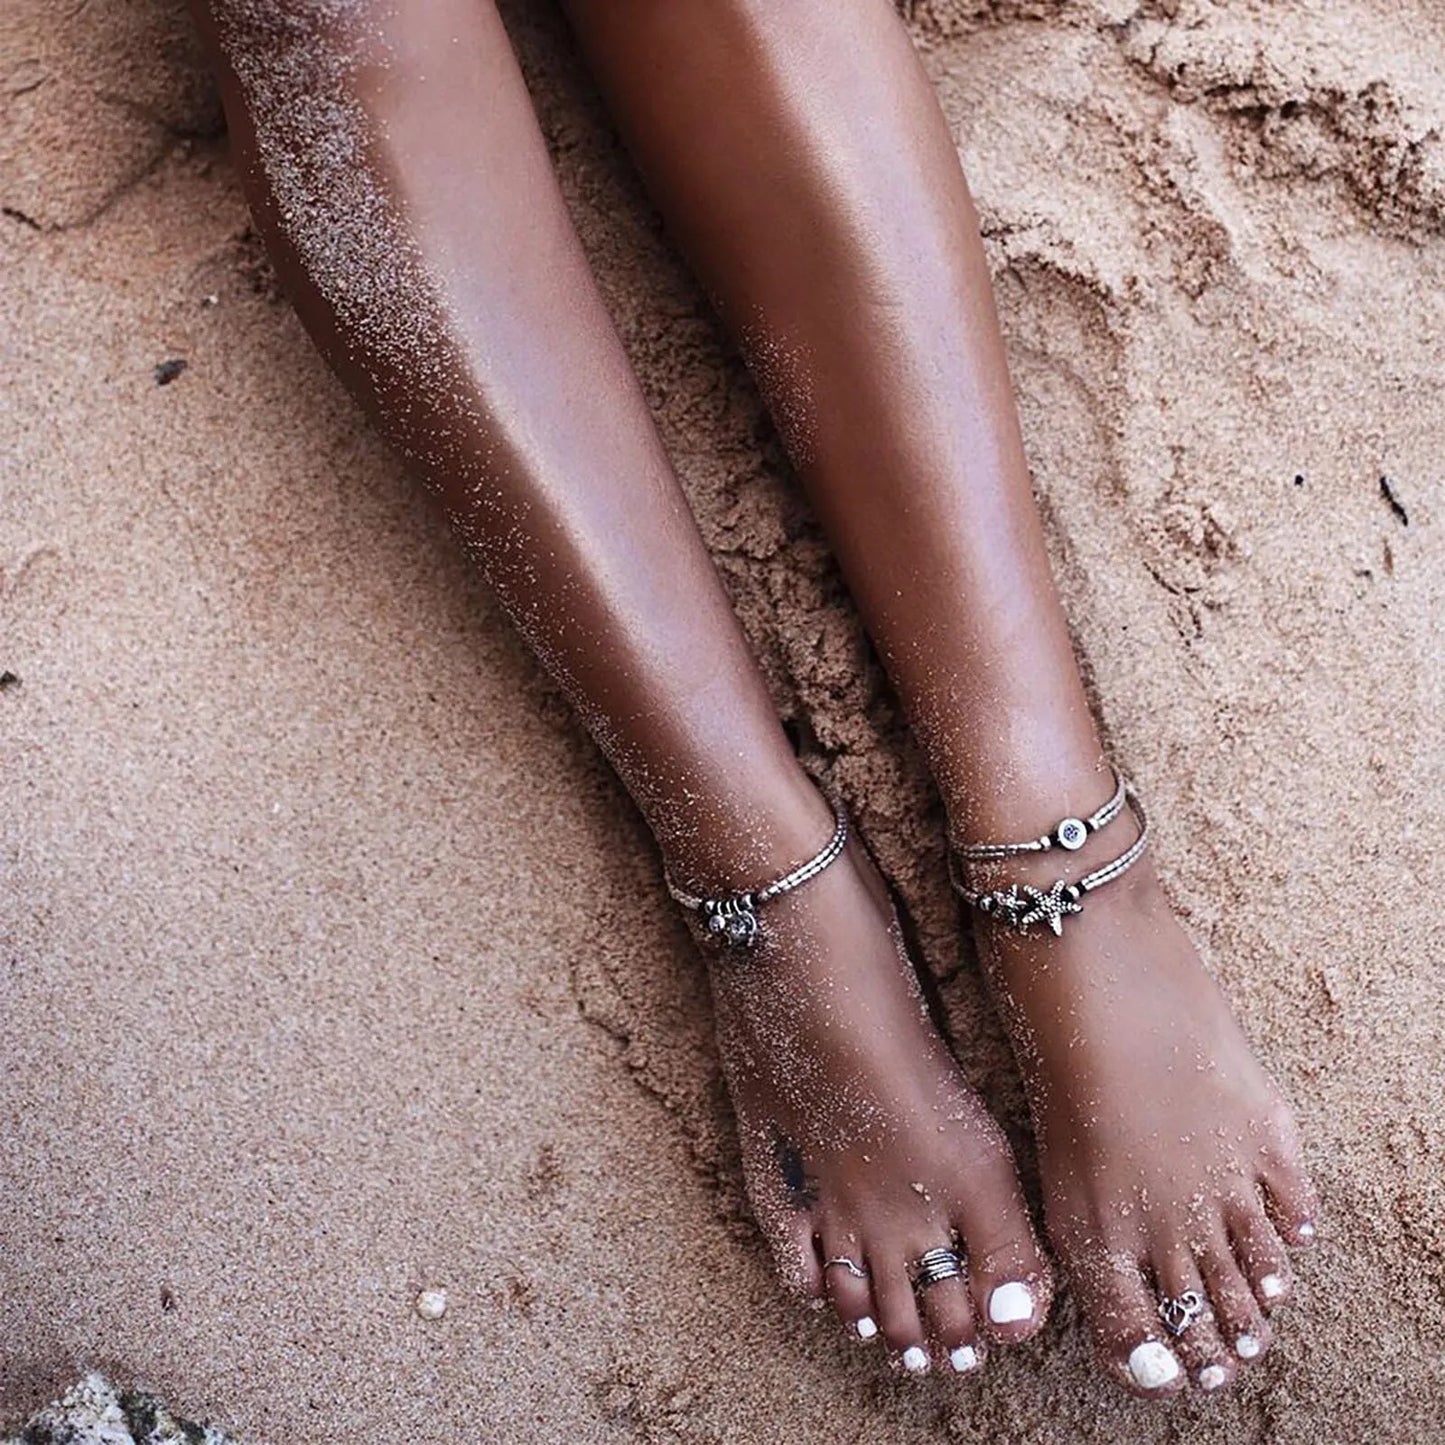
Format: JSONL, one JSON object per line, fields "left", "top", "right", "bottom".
{"left": 951, "top": 785, "right": 1150, "bottom": 937}
{"left": 953, "top": 765, "right": 1126, "bottom": 860}
{"left": 664, "top": 796, "right": 849, "bottom": 950}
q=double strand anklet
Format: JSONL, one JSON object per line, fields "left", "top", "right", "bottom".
{"left": 954, "top": 765, "right": 1126, "bottom": 859}
{"left": 950, "top": 778, "right": 1150, "bottom": 937}
{"left": 665, "top": 796, "right": 849, "bottom": 950}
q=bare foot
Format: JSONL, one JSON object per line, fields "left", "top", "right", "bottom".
{"left": 961, "top": 799, "right": 1318, "bottom": 1397}
{"left": 685, "top": 823, "right": 1052, "bottom": 1376}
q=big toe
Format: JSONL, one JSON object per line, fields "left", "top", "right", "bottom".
{"left": 1150, "top": 1234, "right": 1239, "bottom": 1392}
{"left": 947, "top": 1139, "right": 1052, "bottom": 1343}
{"left": 1070, "top": 1244, "right": 1187, "bottom": 1398}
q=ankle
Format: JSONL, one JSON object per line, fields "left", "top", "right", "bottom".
{"left": 951, "top": 773, "right": 1164, "bottom": 947}
{"left": 650, "top": 761, "right": 839, "bottom": 904}
{"left": 940, "top": 748, "right": 1118, "bottom": 853}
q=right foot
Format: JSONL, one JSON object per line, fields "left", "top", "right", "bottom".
{"left": 680, "top": 813, "right": 1052, "bottom": 1375}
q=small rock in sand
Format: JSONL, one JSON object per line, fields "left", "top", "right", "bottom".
{"left": 415, "top": 1287, "right": 448, "bottom": 1320}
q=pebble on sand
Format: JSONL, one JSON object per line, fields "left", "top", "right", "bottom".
{"left": 415, "top": 1287, "right": 448, "bottom": 1320}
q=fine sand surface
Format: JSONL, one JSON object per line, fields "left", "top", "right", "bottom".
{"left": 3, "top": 1, "right": 1442, "bottom": 1441}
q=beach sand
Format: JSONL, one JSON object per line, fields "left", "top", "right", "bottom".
{"left": 2, "top": 1, "right": 1442, "bottom": 1440}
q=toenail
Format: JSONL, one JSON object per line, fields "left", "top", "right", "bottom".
{"left": 988, "top": 1281, "right": 1034, "bottom": 1325}
{"left": 1297, "top": 1222, "right": 1316, "bottom": 1242}
{"left": 1198, "top": 1364, "right": 1228, "bottom": 1391}
{"left": 1235, "top": 1334, "right": 1262, "bottom": 1359}
{"left": 855, "top": 1316, "right": 878, "bottom": 1341}
{"left": 902, "top": 1345, "right": 930, "bottom": 1374}
{"left": 1259, "top": 1273, "right": 1286, "bottom": 1301}
{"left": 1127, "top": 1340, "right": 1181, "bottom": 1390}
{"left": 949, "top": 1344, "right": 980, "bottom": 1373}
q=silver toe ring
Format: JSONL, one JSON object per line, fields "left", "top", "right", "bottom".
{"left": 1158, "top": 1289, "right": 1206, "bottom": 1337}
{"left": 912, "top": 1246, "right": 965, "bottom": 1291}
{"left": 824, "top": 1256, "right": 868, "bottom": 1280}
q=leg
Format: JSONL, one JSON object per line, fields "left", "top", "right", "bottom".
{"left": 191, "top": 0, "right": 1047, "bottom": 1371}
{"left": 563, "top": 0, "right": 1317, "bottom": 1395}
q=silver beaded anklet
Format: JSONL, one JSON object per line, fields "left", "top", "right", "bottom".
{"left": 951, "top": 782, "right": 1150, "bottom": 937}
{"left": 665, "top": 796, "right": 849, "bottom": 950}
{"left": 953, "top": 765, "right": 1126, "bottom": 860}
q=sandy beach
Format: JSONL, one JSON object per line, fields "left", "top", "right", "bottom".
{"left": 3, "top": 0, "right": 1442, "bottom": 1440}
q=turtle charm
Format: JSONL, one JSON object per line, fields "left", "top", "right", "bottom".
{"left": 703, "top": 895, "right": 761, "bottom": 949}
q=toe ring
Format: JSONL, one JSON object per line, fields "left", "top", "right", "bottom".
{"left": 912, "top": 1246, "right": 966, "bottom": 1291}
{"left": 1158, "top": 1289, "right": 1206, "bottom": 1337}
{"left": 823, "top": 1256, "right": 869, "bottom": 1280}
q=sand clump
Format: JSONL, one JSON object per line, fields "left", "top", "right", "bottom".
{"left": 2, "top": 0, "right": 1443, "bottom": 1442}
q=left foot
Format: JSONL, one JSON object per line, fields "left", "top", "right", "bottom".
{"left": 955, "top": 795, "right": 1318, "bottom": 1397}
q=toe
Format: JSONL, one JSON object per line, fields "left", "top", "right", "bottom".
{"left": 1151, "top": 1239, "right": 1237, "bottom": 1392}
{"left": 908, "top": 1239, "right": 982, "bottom": 1374}
{"left": 763, "top": 1210, "right": 825, "bottom": 1306}
{"left": 919, "top": 1279, "right": 982, "bottom": 1374}
{"left": 1228, "top": 1205, "right": 1294, "bottom": 1311}
{"left": 1255, "top": 1107, "right": 1319, "bottom": 1248}
{"left": 977, "top": 1271, "right": 1049, "bottom": 1344}
{"left": 820, "top": 1229, "right": 878, "bottom": 1343}
{"left": 869, "top": 1243, "right": 933, "bottom": 1375}
{"left": 1259, "top": 1156, "right": 1319, "bottom": 1250}
{"left": 949, "top": 1164, "right": 1051, "bottom": 1343}
{"left": 1071, "top": 1247, "right": 1186, "bottom": 1398}
{"left": 1199, "top": 1237, "right": 1272, "bottom": 1363}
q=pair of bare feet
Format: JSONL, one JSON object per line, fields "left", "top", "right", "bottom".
{"left": 692, "top": 767, "right": 1316, "bottom": 1398}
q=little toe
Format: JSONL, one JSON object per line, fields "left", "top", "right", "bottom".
{"left": 1151, "top": 1243, "right": 1237, "bottom": 1392}
{"left": 869, "top": 1244, "right": 934, "bottom": 1375}
{"left": 821, "top": 1231, "right": 878, "bottom": 1343}
{"left": 1072, "top": 1248, "right": 1186, "bottom": 1398}
{"left": 763, "top": 1210, "right": 825, "bottom": 1307}
{"left": 1228, "top": 1206, "right": 1294, "bottom": 1311}
{"left": 1260, "top": 1160, "right": 1320, "bottom": 1250}
{"left": 1200, "top": 1238, "right": 1272, "bottom": 1363}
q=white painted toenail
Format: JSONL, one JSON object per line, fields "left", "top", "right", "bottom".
{"left": 1198, "top": 1364, "right": 1228, "bottom": 1391}
{"left": 949, "top": 1344, "right": 980, "bottom": 1373}
{"left": 1297, "top": 1222, "right": 1316, "bottom": 1242}
{"left": 902, "top": 1345, "right": 930, "bottom": 1374}
{"left": 1127, "top": 1340, "right": 1181, "bottom": 1390}
{"left": 988, "top": 1281, "right": 1034, "bottom": 1324}
{"left": 1235, "top": 1334, "right": 1262, "bottom": 1359}
{"left": 414, "top": 1287, "right": 447, "bottom": 1320}
{"left": 855, "top": 1316, "right": 878, "bottom": 1341}
{"left": 1259, "top": 1273, "right": 1286, "bottom": 1301}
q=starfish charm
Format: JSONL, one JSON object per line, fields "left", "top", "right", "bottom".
{"left": 1013, "top": 879, "right": 1083, "bottom": 936}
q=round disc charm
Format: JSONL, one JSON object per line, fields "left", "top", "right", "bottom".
{"left": 1055, "top": 817, "right": 1088, "bottom": 850}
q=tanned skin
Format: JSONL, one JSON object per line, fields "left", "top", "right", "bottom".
{"left": 193, "top": 0, "right": 1315, "bottom": 1394}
